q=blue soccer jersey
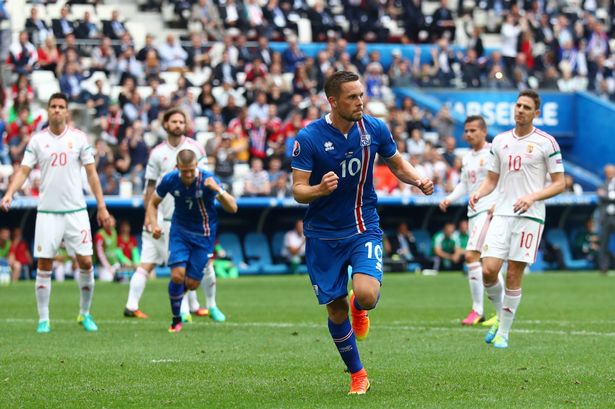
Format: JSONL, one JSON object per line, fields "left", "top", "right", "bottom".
{"left": 291, "top": 114, "right": 397, "bottom": 239}
{"left": 155, "top": 168, "right": 220, "bottom": 237}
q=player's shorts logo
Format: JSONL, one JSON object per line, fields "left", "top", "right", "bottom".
{"left": 312, "top": 285, "right": 319, "bottom": 296}
{"left": 292, "top": 140, "right": 301, "bottom": 157}
{"left": 360, "top": 133, "right": 371, "bottom": 147}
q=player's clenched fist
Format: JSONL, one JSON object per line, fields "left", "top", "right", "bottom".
{"left": 416, "top": 178, "right": 434, "bottom": 195}
{"left": 439, "top": 198, "right": 450, "bottom": 212}
{"left": 204, "top": 176, "right": 220, "bottom": 192}
{"left": 319, "top": 171, "right": 339, "bottom": 195}
{"left": 0, "top": 195, "right": 11, "bottom": 212}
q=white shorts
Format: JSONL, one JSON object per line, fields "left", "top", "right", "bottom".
{"left": 466, "top": 211, "right": 492, "bottom": 252}
{"left": 34, "top": 210, "right": 93, "bottom": 259}
{"left": 481, "top": 215, "right": 544, "bottom": 264}
{"left": 140, "top": 220, "right": 171, "bottom": 265}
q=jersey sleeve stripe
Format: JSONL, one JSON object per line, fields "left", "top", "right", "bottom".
{"left": 291, "top": 166, "right": 311, "bottom": 172}
{"left": 548, "top": 151, "right": 561, "bottom": 158}
{"left": 534, "top": 129, "right": 559, "bottom": 152}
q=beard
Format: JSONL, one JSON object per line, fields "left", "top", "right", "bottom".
{"left": 168, "top": 127, "right": 184, "bottom": 137}
{"left": 340, "top": 110, "right": 363, "bottom": 122}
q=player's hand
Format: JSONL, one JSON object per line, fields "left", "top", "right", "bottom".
{"left": 439, "top": 198, "right": 450, "bottom": 212}
{"left": 151, "top": 225, "right": 163, "bottom": 240}
{"left": 1, "top": 194, "right": 12, "bottom": 212}
{"left": 469, "top": 192, "right": 480, "bottom": 210}
{"left": 97, "top": 206, "right": 111, "bottom": 228}
{"left": 205, "top": 176, "right": 222, "bottom": 194}
{"left": 513, "top": 195, "right": 534, "bottom": 214}
{"left": 416, "top": 178, "right": 434, "bottom": 195}
{"left": 319, "top": 171, "right": 339, "bottom": 196}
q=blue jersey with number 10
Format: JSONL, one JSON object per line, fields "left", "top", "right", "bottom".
{"left": 155, "top": 168, "right": 220, "bottom": 237}
{"left": 291, "top": 114, "right": 397, "bottom": 240}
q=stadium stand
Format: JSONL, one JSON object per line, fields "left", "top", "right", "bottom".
{"left": 218, "top": 232, "right": 260, "bottom": 275}
{"left": 2, "top": 0, "right": 615, "bottom": 277}
{"left": 545, "top": 228, "right": 595, "bottom": 270}
{"left": 243, "top": 232, "right": 287, "bottom": 274}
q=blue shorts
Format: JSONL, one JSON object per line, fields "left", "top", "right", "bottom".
{"left": 168, "top": 228, "right": 214, "bottom": 281}
{"left": 305, "top": 229, "right": 384, "bottom": 305}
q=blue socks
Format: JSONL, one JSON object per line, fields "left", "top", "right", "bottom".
{"left": 168, "top": 281, "right": 185, "bottom": 318}
{"left": 328, "top": 318, "right": 363, "bottom": 374}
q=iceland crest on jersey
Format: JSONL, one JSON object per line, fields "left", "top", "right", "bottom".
{"left": 360, "top": 133, "right": 371, "bottom": 147}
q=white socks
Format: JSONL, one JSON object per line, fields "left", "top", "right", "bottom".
{"left": 484, "top": 275, "right": 504, "bottom": 321}
{"left": 203, "top": 263, "right": 217, "bottom": 309}
{"left": 498, "top": 288, "right": 522, "bottom": 339}
{"left": 126, "top": 267, "right": 148, "bottom": 311}
{"left": 187, "top": 290, "right": 200, "bottom": 311}
{"left": 467, "top": 262, "right": 484, "bottom": 315}
{"left": 180, "top": 292, "right": 191, "bottom": 314}
{"left": 35, "top": 270, "right": 52, "bottom": 322}
{"left": 78, "top": 268, "right": 95, "bottom": 316}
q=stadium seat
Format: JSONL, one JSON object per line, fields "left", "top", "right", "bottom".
{"left": 413, "top": 229, "right": 432, "bottom": 258}
{"left": 244, "top": 232, "right": 288, "bottom": 274}
{"left": 271, "top": 231, "right": 307, "bottom": 274}
{"left": 545, "top": 229, "right": 594, "bottom": 270}
{"left": 218, "top": 232, "right": 260, "bottom": 275}
{"left": 194, "top": 116, "right": 209, "bottom": 132}
{"left": 271, "top": 231, "right": 286, "bottom": 264}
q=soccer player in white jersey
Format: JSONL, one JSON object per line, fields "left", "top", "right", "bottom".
{"left": 123, "top": 108, "right": 227, "bottom": 322}
{"left": 470, "top": 90, "right": 565, "bottom": 348}
{"left": 439, "top": 115, "right": 498, "bottom": 326}
{"left": 1, "top": 93, "right": 111, "bottom": 333}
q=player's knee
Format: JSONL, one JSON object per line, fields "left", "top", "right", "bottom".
{"left": 170, "top": 272, "right": 184, "bottom": 283}
{"left": 185, "top": 279, "right": 200, "bottom": 291}
{"left": 76, "top": 256, "right": 93, "bottom": 270}
{"left": 355, "top": 291, "right": 379, "bottom": 310}
{"left": 465, "top": 251, "right": 480, "bottom": 263}
{"left": 38, "top": 258, "right": 54, "bottom": 271}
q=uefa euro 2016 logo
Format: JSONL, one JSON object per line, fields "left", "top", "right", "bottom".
{"left": 360, "top": 133, "right": 371, "bottom": 147}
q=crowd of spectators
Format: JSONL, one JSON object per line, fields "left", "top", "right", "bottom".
{"left": 0, "top": 0, "right": 613, "bottom": 202}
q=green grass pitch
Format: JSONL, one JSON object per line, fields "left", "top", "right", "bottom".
{"left": 1, "top": 273, "right": 614, "bottom": 408}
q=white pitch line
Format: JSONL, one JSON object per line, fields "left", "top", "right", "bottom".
{"left": 150, "top": 359, "right": 180, "bottom": 364}
{"left": 3, "top": 318, "right": 615, "bottom": 338}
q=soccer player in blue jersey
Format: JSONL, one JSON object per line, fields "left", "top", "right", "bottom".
{"left": 145, "top": 149, "right": 238, "bottom": 332}
{"left": 291, "top": 71, "right": 434, "bottom": 394}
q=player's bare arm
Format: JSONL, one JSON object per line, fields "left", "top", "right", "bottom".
{"left": 142, "top": 179, "right": 157, "bottom": 209}
{"left": 85, "top": 163, "right": 111, "bottom": 228}
{"left": 513, "top": 172, "right": 565, "bottom": 214}
{"left": 291, "top": 169, "right": 339, "bottom": 204}
{"left": 440, "top": 176, "right": 469, "bottom": 212}
{"left": 470, "top": 171, "right": 499, "bottom": 210}
{"left": 205, "top": 176, "right": 238, "bottom": 214}
{"left": 384, "top": 152, "right": 434, "bottom": 195}
{"left": 1, "top": 165, "right": 32, "bottom": 212}
{"left": 145, "top": 194, "right": 163, "bottom": 239}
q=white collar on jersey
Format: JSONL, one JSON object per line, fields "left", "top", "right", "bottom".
{"left": 512, "top": 127, "right": 535, "bottom": 139}
{"left": 325, "top": 113, "right": 353, "bottom": 139}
